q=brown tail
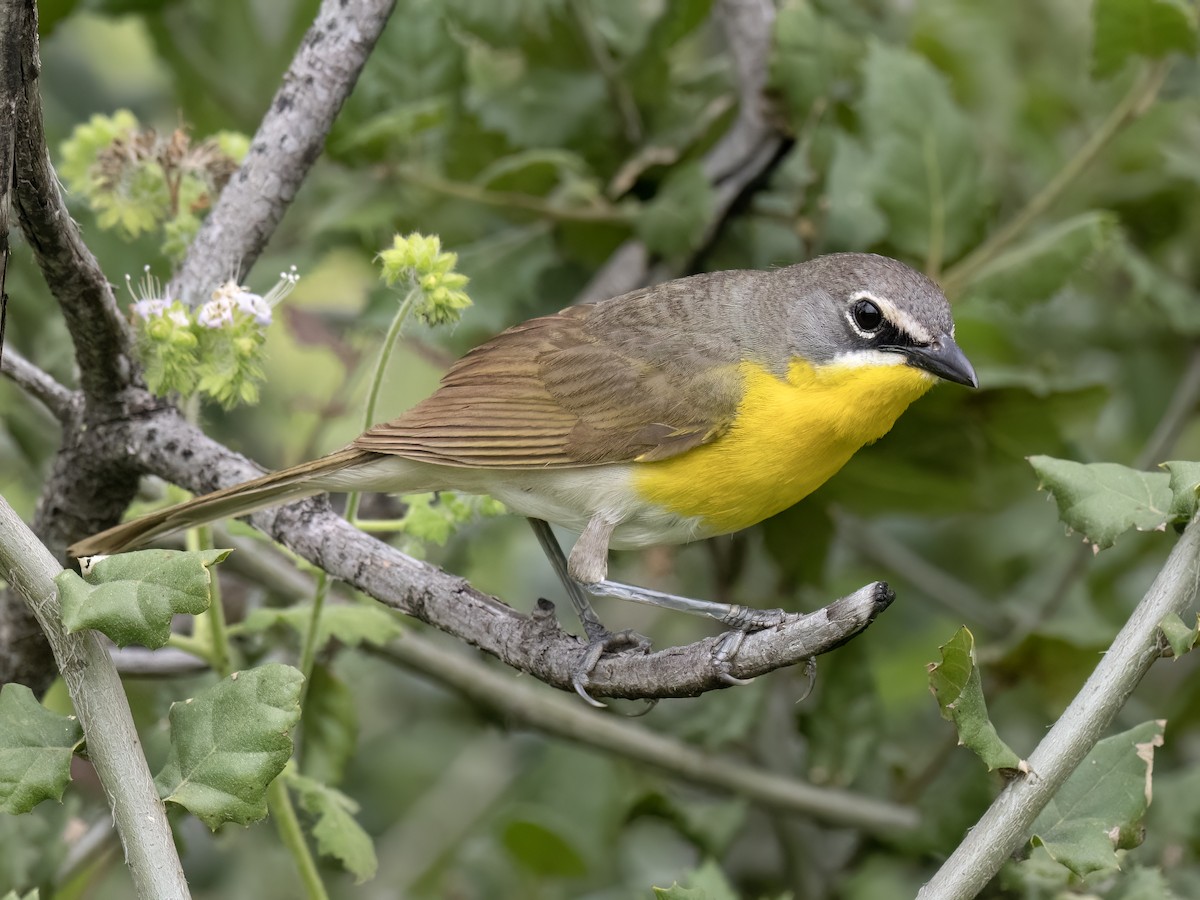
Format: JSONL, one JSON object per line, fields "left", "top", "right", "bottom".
{"left": 69, "top": 448, "right": 375, "bottom": 557}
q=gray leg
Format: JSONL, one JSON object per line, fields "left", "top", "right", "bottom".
{"left": 582, "top": 578, "right": 789, "bottom": 631}
{"left": 527, "top": 518, "right": 651, "bottom": 706}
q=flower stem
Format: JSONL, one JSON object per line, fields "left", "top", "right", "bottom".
{"left": 268, "top": 776, "right": 329, "bottom": 900}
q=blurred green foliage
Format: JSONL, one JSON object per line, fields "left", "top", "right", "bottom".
{"left": 4, "top": 0, "right": 1200, "bottom": 897}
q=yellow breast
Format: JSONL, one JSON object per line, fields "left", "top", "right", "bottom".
{"left": 632, "top": 357, "right": 935, "bottom": 535}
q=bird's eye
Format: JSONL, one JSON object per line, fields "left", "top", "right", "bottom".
{"left": 851, "top": 298, "right": 883, "bottom": 332}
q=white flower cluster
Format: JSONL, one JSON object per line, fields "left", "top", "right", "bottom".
{"left": 197, "top": 266, "right": 300, "bottom": 329}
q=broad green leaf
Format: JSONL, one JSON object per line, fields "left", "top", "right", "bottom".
{"left": 57, "top": 549, "right": 230, "bottom": 649}
{"left": 965, "top": 212, "right": 1118, "bottom": 308}
{"left": 501, "top": 817, "right": 588, "bottom": 877}
{"left": 770, "top": 1, "right": 862, "bottom": 125}
{"left": 155, "top": 664, "right": 303, "bottom": 829}
{"left": 858, "top": 43, "right": 984, "bottom": 262}
{"left": 634, "top": 162, "right": 716, "bottom": 258}
{"left": 1, "top": 890, "right": 40, "bottom": 900}
{"left": 1163, "top": 460, "right": 1200, "bottom": 523}
{"left": 1030, "top": 720, "right": 1165, "bottom": 876}
{"left": 1158, "top": 613, "right": 1199, "bottom": 659}
{"left": 824, "top": 133, "right": 888, "bottom": 250}
{"left": 653, "top": 859, "right": 739, "bottom": 899}
{"left": 1029, "top": 457, "right": 1173, "bottom": 551}
{"left": 1115, "top": 239, "right": 1200, "bottom": 335}
{"left": 928, "top": 627, "right": 1023, "bottom": 772}
{"left": 300, "top": 665, "right": 358, "bottom": 786}
{"left": 1092, "top": 0, "right": 1197, "bottom": 78}
{"left": 0, "top": 685, "right": 83, "bottom": 814}
{"left": 239, "top": 602, "right": 403, "bottom": 651}
{"left": 286, "top": 772, "right": 377, "bottom": 883}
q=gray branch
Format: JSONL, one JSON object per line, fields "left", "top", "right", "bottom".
{"left": 2, "top": 0, "right": 134, "bottom": 407}
{"left": 111, "top": 403, "right": 894, "bottom": 700}
{"left": 0, "top": 345, "right": 74, "bottom": 420}
{"left": 169, "top": 0, "right": 397, "bottom": 305}
{"left": 918, "top": 521, "right": 1200, "bottom": 899}
{"left": 0, "top": 495, "right": 189, "bottom": 900}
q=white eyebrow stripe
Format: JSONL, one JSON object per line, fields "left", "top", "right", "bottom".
{"left": 852, "top": 291, "right": 933, "bottom": 345}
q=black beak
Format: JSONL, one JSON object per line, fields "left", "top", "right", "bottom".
{"left": 897, "top": 337, "right": 978, "bottom": 388}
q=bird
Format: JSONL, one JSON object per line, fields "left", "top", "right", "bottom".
{"left": 71, "top": 252, "right": 977, "bottom": 699}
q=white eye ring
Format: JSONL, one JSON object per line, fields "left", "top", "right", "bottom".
{"left": 847, "top": 292, "right": 886, "bottom": 337}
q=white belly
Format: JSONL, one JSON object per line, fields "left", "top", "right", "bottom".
{"left": 313, "top": 456, "right": 708, "bottom": 549}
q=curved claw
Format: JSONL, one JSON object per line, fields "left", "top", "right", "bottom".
{"left": 571, "top": 628, "right": 653, "bottom": 709}
{"left": 794, "top": 657, "right": 818, "bottom": 704}
{"left": 712, "top": 630, "right": 756, "bottom": 685}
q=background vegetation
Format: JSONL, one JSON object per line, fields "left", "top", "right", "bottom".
{"left": 3, "top": 0, "right": 1200, "bottom": 897}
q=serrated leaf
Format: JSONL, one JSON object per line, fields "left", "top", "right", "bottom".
{"left": 301, "top": 665, "right": 358, "bottom": 786}
{"left": 1158, "top": 612, "right": 1200, "bottom": 658}
{"left": 155, "top": 664, "right": 303, "bottom": 829}
{"left": 1162, "top": 460, "right": 1200, "bottom": 522}
{"left": 634, "top": 162, "right": 716, "bottom": 258}
{"left": 0, "top": 685, "right": 83, "bottom": 815}
{"left": 653, "top": 859, "right": 739, "bottom": 899}
{"left": 1030, "top": 720, "right": 1165, "bottom": 876}
{"left": 1092, "top": 0, "right": 1197, "bottom": 78}
{"left": 57, "top": 549, "right": 230, "bottom": 649}
{"left": 858, "top": 42, "right": 984, "bottom": 262}
{"left": 965, "top": 212, "right": 1118, "bottom": 308}
{"left": 286, "top": 772, "right": 377, "bottom": 883}
{"left": 239, "top": 602, "right": 403, "bottom": 651}
{"left": 928, "top": 627, "right": 1023, "bottom": 772}
{"left": 1029, "top": 457, "right": 1174, "bottom": 551}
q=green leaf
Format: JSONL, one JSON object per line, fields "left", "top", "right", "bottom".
{"left": 634, "top": 162, "right": 716, "bottom": 258}
{"left": 1, "top": 890, "right": 40, "bottom": 900}
{"left": 501, "top": 817, "right": 588, "bottom": 877}
{"left": 155, "top": 664, "right": 303, "bottom": 829}
{"left": 964, "top": 212, "right": 1118, "bottom": 308}
{"left": 928, "top": 627, "right": 1024, "bottom": 772}
{"left": 1158, "top": 612, "right": 1199, "bottom": 658}
{"left": 1030, "top": 720, "right": 1165, "bottom": 876}
{"left": 858, "top": 42, "right": 984, "bottom": 262}
{"left": 286, "top": 771, "right": 377, "bottom": 883}
{"left": 1092, "top": 0, "right": 1197, "bottom": 78}
{"left": 300, "top": 665, "right": 358, "bottom": 786}
{"left": 1163, "top": 460, "right": 1200, "bottom": 523}
{"left": 1028, "top": 457, "right": 1174, "bottom": 551}
{"left": 57, "top": 549, "right": 230, "bottom": 649}
{"left": 239, "top": 602, "right": 403, "bottom": 651}
{"left": 824, "top": 133, "right": 888, "bottom": 249}
{"left": 769, "top": 1, "right": 862, "bottom": 125}
{"left": 0, "top": 685, "right": 83, "bottom": 815}
{"left": 653, "top": 859, "right": 739, "bottom": 899}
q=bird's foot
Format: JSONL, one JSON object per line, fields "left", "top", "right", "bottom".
{"left": 711, "top": 606, "right": 792, "bottom": 687}
{"left": 572, "top": 627, "right": 653, "bottom": 709}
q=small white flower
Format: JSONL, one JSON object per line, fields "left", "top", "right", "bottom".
{"left": 130, "top": 298, "right": 170, "bottom": 320}
{"left": 197, "top": 294, "right": 237, "bottom": 328}
{"left": 126, "top": 265, "right": 178, "bottom": 320}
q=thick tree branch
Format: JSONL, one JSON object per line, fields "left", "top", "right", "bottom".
{"left": 3, "top": 0, "right": 135, "bottom": 407}
{"left": 576, "top": 0, "right": 786, "bottom": 304}
{"left": 0, "top": 495, "right": 189, "bottom": 899}
{"left": 106, "top": 402, "right": 894, "bottom": 700}
{"left": 919, "top": 522, "right": 1200, "bottom": 899}
{"left": 169, "top": 0, "right": 397, "bottom": 305}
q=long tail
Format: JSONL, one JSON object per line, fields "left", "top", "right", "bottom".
{"left": 69, "top": 447, "right": 377, "bottom": 557}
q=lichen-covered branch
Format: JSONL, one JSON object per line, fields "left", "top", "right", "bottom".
{"left": 169, "top": 0, "right": 397, "bottom": 305}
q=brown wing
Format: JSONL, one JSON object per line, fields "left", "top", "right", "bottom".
{"left": 353, "top": 304, "right": 743, "bottom": 467}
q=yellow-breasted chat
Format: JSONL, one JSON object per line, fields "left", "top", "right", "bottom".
{"left": 71, "top": 252, "right": 977, "bottom": 697}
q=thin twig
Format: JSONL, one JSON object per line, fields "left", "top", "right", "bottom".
{"left": 918, "top": 522, "right": 1200, "bottom": 899}
{"left": 169, "top": 0, "right": 398, "bottom": 305}
{"left": 375, "top": 635, "right": 918, "bottom": 832}
{"left": 0, "top": 345, "right": 74, "bottom": 419}
{"left": 942, "top": 61, "right": 1169, "bottom": 297}
{"left": 0, "top": 495, "right": 190, "bottom": 900}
